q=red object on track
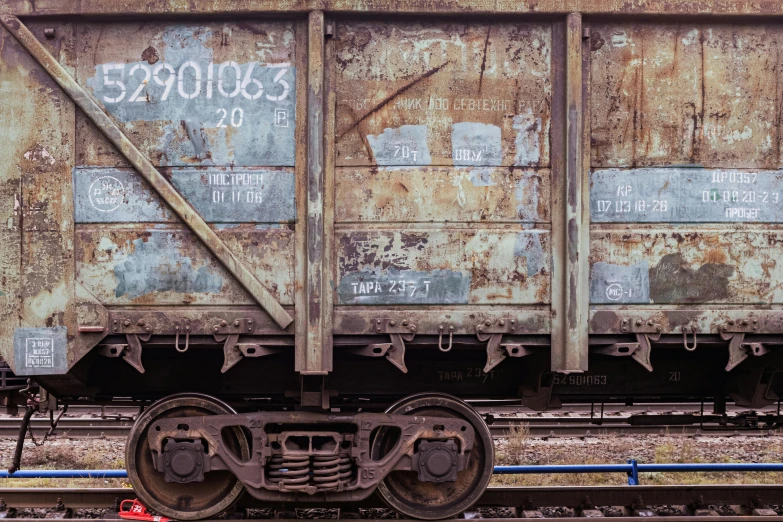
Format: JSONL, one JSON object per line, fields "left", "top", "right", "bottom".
{"left": 119, "top": 499, "right": 172, "bottom": 522}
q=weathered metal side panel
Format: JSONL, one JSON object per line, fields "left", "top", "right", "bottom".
{"left": 0, "top": 21, "right": 83, "bottom": 375}
{"left": 333, "top": 20, "right": 552, "bottom": 316}
{"left": 590, "top": 23, "right": 781, "bottom": 169}
{"left": 335, "top": 21, "right": 551, "bottom": 168}
{"left": 76, "top": 226, "right": 294, "bottom": 306}
{"left": 590, "top": 228, "right": 783, "bottom": 305}
{"left": 336, "top": 229, "right": 550, "bottom": 305}
{"left": 588, "top": 21, "right": 783, "bottom": 315}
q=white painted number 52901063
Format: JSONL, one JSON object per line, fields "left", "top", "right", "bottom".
{"left": 101, "top": 61, "right": 290, "bottom": 104}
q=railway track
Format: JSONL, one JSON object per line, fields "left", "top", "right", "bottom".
{"left": 0, "top": 403, "right": 779, "bottom": 439}
{"left": 0, "top": 485, "right": 780, "bottom": 519}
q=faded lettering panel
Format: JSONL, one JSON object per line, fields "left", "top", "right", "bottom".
{"left": 76, "top": 22, "right": 296, "bottom": 167}
{"left": 335, "top": 22, "right": 550, "bottom": 167}
{"left": 73, "top": 167, "right": 295, "bottom": 223}
{"left": 13, "top": 327, "right": 68, "bottom": 376}
{"left": 336, "top": 167, "right": 549, "bottom": 223}
{"left": 590, "top": 228, "right": 783, "bottom": 304}
{"left": 590, "top": 24, "right": 781, "bottom": 169}
{"left": 76, "top": 226, "right": 294, "bottom": 305}
{"left": 591, "top": 168, "right": 783, "bottom": 223}
{"left": 337, "top": 229, "right": 550, "bottom": 305}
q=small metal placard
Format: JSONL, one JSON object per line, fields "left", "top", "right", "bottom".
{"left": 13, "top": 327, "right": 68, "bottom": 375}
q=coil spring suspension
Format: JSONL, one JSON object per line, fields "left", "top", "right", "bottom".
{"left": 266, "top": 453, "right": 355, "bottom": 491}
{"left": 312, "top": 454, "right": 353, "bottom": 489}
{"left": 267, "top": 455, "right": 310, "bottom": 490}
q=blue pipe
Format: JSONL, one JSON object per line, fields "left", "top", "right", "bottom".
{"left": 0, "top": 470, "right": 128, "bottom": 478}
{"left": 3, "top": 462, "right": 783, "bottom": 480}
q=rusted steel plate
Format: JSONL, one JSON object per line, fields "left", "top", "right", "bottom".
{"left": 591, "top": 308, "right": 783, "bottom": 335}
{"left": 335, "top": 21, "right": 551, "bottom": 167}
{"left": 590, "top": 23, "right": 781, "bottom": 169}
{"left": 334, "top": 309, "right": 551, "bottom": 335}
{"left": 590, "top": 228, "right": 783, "bottom": 304}
{"left": 8, "top": 0, "right": 783, "bottom": 16}
{"left": 76, "top": 226, "right": 294, "bottom": 305}
{"left": 591, "top": 168, "right": 783, "bottom": 222}
{"left": 336, "top": 229, "right": 550, "bottom": 305}
{"left": 75, "top": 21, "right": 297, "bottom": 168}
{"left": 336, "top": 167, "right": 549, "bottom": 223}
{"left": 73, "top": 167, "right": 296, "bottom": 223}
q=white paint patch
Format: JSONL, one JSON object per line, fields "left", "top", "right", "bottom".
{"left": 24, "top": 146, "right": 56, "bottom": 165}
{"left": 681, "top": 29, "right": 699, "bottom": 46}
{"left": 98, "top": 237, "right": 118, "bottom": 251}
{"left": 513, "top": 111, "right": 542, "bottom": 166}
{"left": 451, "top": 122, "right": 502, "bottom": 166}
{"left": 611, "top": 32, "right": 629, "bottom": 47}
{"left": 367, "top": 125, "right": 432, "bottom": 166}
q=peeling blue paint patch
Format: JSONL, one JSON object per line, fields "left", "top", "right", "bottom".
{"left": 114, "top": 234, "right": 223, "bottom": 298}
{"left": 590, "top": 261, "right": 650, "bottom": 304}
{"left": 338, "top": 269, "right": 470, "bottom": 305}
{"left": 513, "top": 111, "right": 542, "bottom": 166}
{"left": 451, "top": 123, "right": 502, "bottom": 166}
{"left": 73, "top": 167, "right": 295, "bottom": 223}
{"left": 85, "top": 25, "right": 296, "bottom": 167}
{"left": 367, "top": 125, "right": 432, "bottom": 166}
{"left": 514, "top": 232, "right": 546, "bottom": 276}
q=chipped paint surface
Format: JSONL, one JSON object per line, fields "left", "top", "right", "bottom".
{"left": 73, "top": 167, "right": 296, "bottom": 223}
{"left": 591, "top": 23, "right": 782, "bottom": 169}
{"left": 590, "top": 229, "right": 783, "bottom": 304}
{"left": 76, "top": 22, "right": 297, "bottom": 167}
{"left": 335, "top": 21, "right": 551, "bottom": 167}
{"left": 76, "top": 226, "right": 294, "bottom": 305}
{"left": 335, "top": 167, "right": 549, "bottom": 223}
{"left": 338, "top": 268, "right": 471, "bottom": 305}
{"left": 591, "top": 168, "right": 783, "bottom": 223}
{"left": 336, "top": 229, "right": 550, "bottom": 304}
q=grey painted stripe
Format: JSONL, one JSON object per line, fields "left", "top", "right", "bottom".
{"left": 591, "top": 168, "right": 783, "bottom": 223}
{"left": 73, "top": 167, "right": 295, "bottom": 223}
{"left": 338, "top": 269, "right": 471, "bottom": 305}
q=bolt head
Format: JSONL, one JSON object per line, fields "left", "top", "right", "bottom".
{"left": 390, "top": 320, "right": 396, "bottom": 326}
{"left": 213, "top": 326, "right": 219, "bottom": 332}
{"left": 485, "top": 320, "right": 491, "bottom": 326}
{"left": 499, "top": 320, "right": 505, "bottom": 326}
{"left": 635, "top": 319, "right": 642, "bottom": 326}
{"left": 124, "top": 320, "right": 131, "bottom": 326}
{"left": 234, "top": 320, "right": 240, "bottom": 326}
{"left": 402, "top": 320, "right": 409, "bottom": 326}
{"left": 220, "top": 320, "right": 227, "bottom": 327}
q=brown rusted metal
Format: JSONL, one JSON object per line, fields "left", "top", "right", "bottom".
{"left": 300, "top": 11, "right": 329, "bottom": 375}
{"left": 7, "top": 0, "right": 783, "bottom": 16}
{"left": 0, "top": 14, "right": 294, "bottom": 330}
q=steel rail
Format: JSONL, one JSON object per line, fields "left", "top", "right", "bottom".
{"left": 0, "top": 485, "right": 781, "bottom": 516}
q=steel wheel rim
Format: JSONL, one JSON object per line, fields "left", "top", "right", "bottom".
{"left": 126, "top": 393, "right": 248, "bottom": 520}
{"left": 373, "top": 393, "right": 494, "bottom": 520}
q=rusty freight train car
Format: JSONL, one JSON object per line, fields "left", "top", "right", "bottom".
{"left": 3, "top": 0, "right": 783, "bottom": 518}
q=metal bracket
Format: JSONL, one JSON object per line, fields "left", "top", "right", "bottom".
{"left": 123, "top": 334, "right": 146, "bottom": 374}
{"left": 478, "top": 319, "right": 532, "bottom": 372}
{"left": 352, "top": 344, "right": 392, "bottom": 358}
{"left": 723, "top": 332, "right": 771, "bottom": 371}
{"left": 212, "top": 318, "right": 254, "bottom": 341}
{"left": 619, "top": 318, "right": 662, "bottom": 334}
{"left": 720, "top": 318, "right": 761, "bottom": 334}
{"left": 593, "top": 333, "right": 655, "bottom": 372}
{"left": 387, "top": 334, "right": 410, "bottom": 374}
{"left": 371, "top": 318, "right": 418, "bottom": 335}
{"left": 221, "top": 339, "right": 278, "bottom": 373}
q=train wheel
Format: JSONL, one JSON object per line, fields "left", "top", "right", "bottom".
{"left": 126, "top": 393, "right": 249, "bottom": 520}
{"left": 372, "top": 393, "right": 494, "bottom": 520}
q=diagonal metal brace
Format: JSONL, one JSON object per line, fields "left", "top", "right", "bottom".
{"left": 0, "top": 14, "right": 293, "bottom": 330}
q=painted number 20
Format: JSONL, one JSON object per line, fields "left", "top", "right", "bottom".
{"left": 216, "top": 108, "right": 244, "bottom": 128}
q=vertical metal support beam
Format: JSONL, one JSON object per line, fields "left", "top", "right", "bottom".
{"left": 297, "top": 11, "right": 330, "bottom": 375}
{"left": 551, "top": 13, "right": 589, "bottom": 373}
